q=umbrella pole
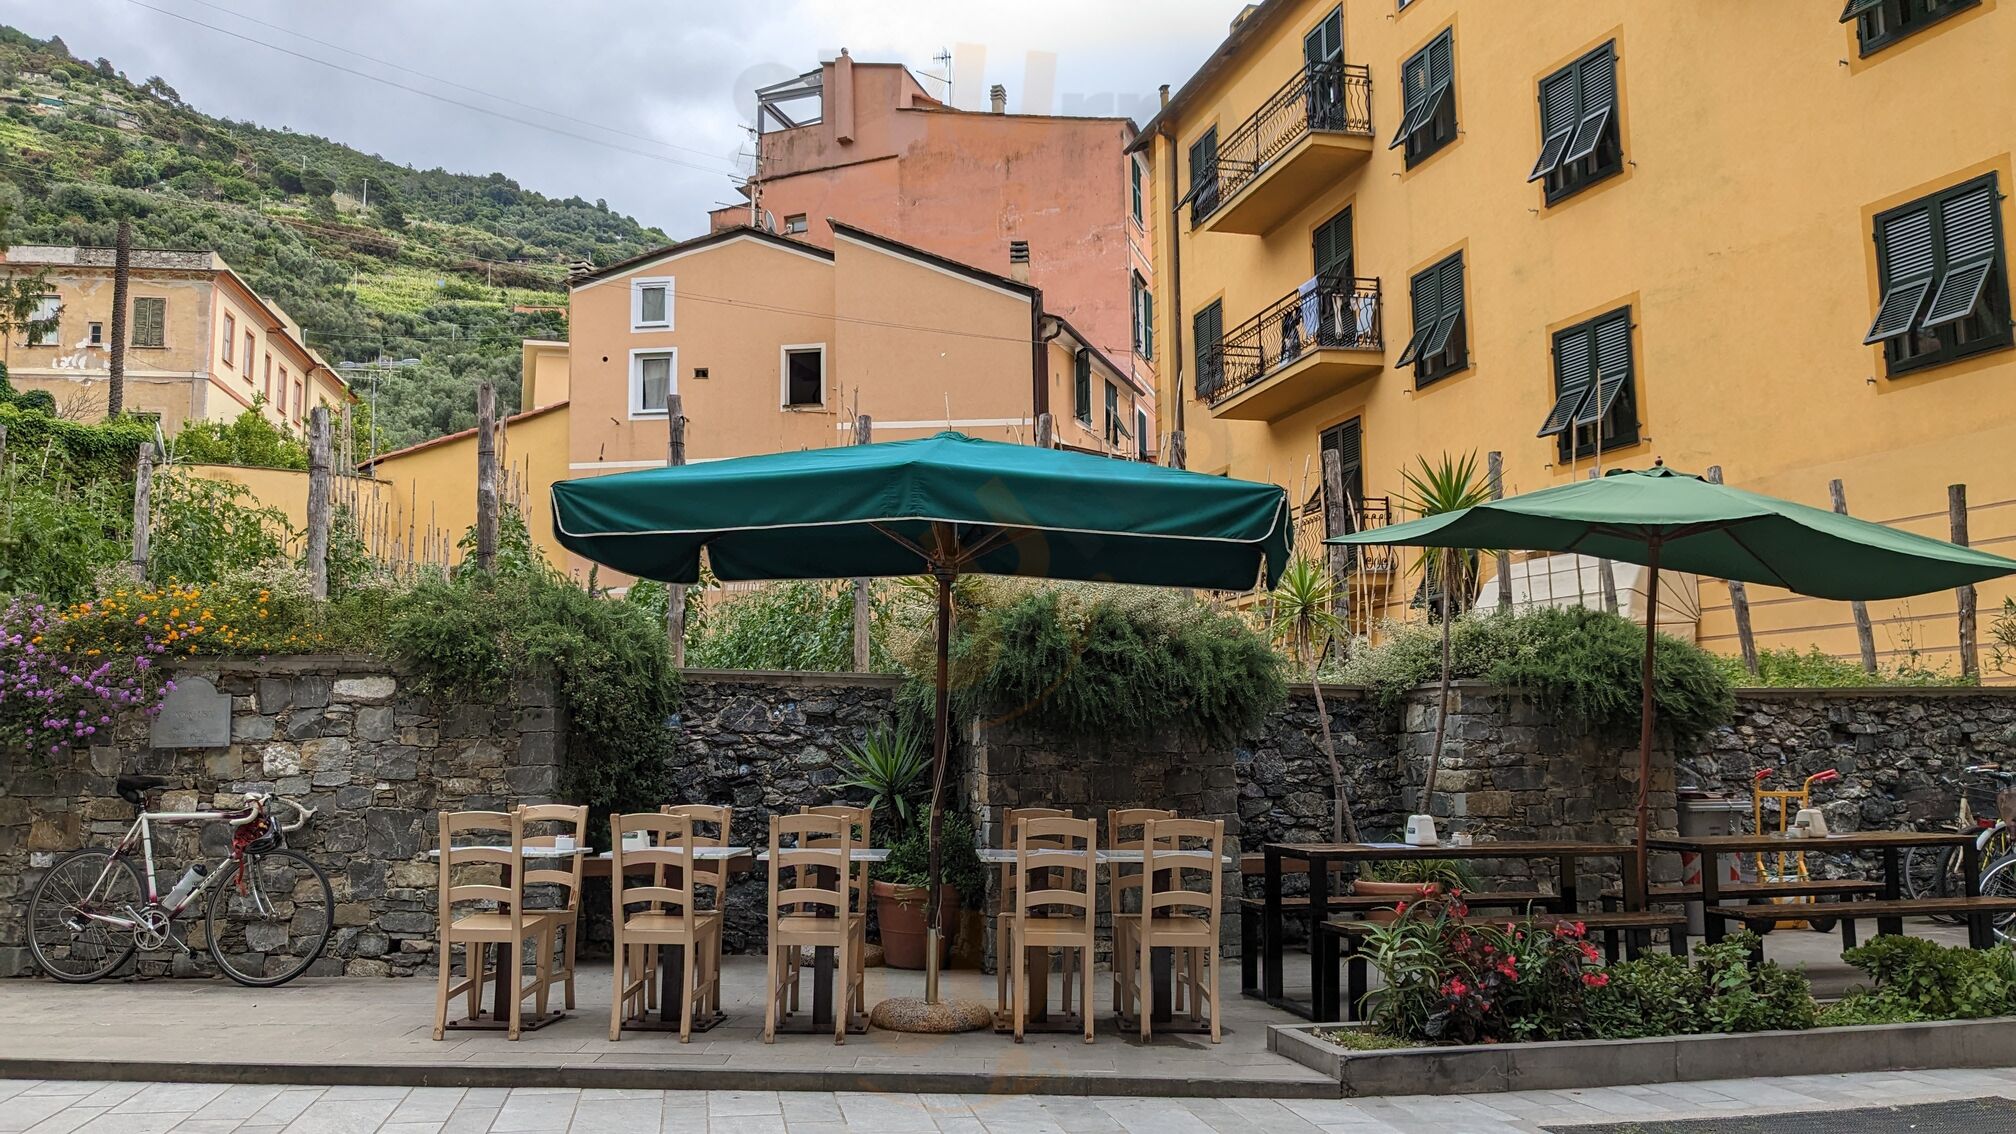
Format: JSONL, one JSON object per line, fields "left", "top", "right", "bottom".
{"left": 924, "top": 563, "right": 953, "bottom": 1005}
{"left": 1636, "top": 537, "right": 1664, "bottom": 894}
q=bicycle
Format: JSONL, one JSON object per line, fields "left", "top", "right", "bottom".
{"left": 26, "top": 774, "right": 329, "bottom": 987}
{"left": 1903, "top": 764, "right": 2016, "bottom": 918}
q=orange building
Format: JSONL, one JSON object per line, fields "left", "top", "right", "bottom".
{"left": 711, "top": 53, "right": 1156, "bottom": 451}
{"left": 0, "top": 245, "right": 351, "bottom": 431}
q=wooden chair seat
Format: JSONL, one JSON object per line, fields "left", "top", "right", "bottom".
{"left": 1015, "top": 913, "right": 1092, "bottom": 943}
{"left": 775, "top": 912, "right": 866, "bottom": 936}
{"left": 623, "top": 910, "right": 724, "bottom": 936}
{"left": 432, "top": 810, "right": 554, "bottom": 1042}
{"left": 447, "top": 910, "right": 559, "bottom": 941}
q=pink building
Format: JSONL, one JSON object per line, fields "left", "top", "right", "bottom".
{"left": 710, "top": 53, "right": 1157, "bottom": 452}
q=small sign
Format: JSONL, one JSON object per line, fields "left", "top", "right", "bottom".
{"left": 150, "top": 675, "right": 231, "bottom": 749}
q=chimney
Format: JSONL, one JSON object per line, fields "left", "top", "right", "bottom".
{"left": 989, "top": 84, "right": 1007, "bottom": 114}
{"left": 1159, "top": 83, "right": 1171, "bottom": 109}
{"left": 567, "top": 259, "right": 595, "bottom": 285}
{"left": 1008, "top": 240, "right": 1030, "bottom": 283}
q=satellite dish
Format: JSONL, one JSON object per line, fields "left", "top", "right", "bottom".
{"left": 763, "top": 210, "right": 776, "bottom": 233}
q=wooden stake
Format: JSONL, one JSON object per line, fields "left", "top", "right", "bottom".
{"left": 1831, "top": 478, "right": 1879, "bottom": 673}
{"left": 1168, "top": 430, "right": 1186, "bottom": 470}
{"left": 852, "top": 414, "right": 874, "bottom": 672}
{"left": 306, "top": 407, "right": 331, "bottom": 599}
{"left": 1034, "top": 411, "right": 1054, "bottom": 450}
{"left": 475, "top": 383, "right": 498, "bottom": 574}
{"left": 666, "top": 393, "right": 687, "bottom": 667}
{"left": 1488, "top": 451, "right": 1511, "bottom": 611}
{"left": 128, "top": 442, "right": 153, "bottom": 582}
{"left": 1951, "top": 483, "right": 1978, "bottom": 679}
{"left": 1706, "top": 467, "right": 1758, "bottom": 675}
{"left": 1320, "top": 447, "right": 1351, "bottom": 624}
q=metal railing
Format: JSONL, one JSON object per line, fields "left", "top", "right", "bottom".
{"left": 1193, "top": 61, "right": 1372, "bottom": 227}
{"left": 1293, "top": 494, "right": 1395, "bottom": 575}
{"left": 1203, "top": 276, "right": 1382, "bottom": 406}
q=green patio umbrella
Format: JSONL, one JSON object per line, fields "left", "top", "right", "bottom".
{"left": 1327, "top": 463, "right": 2016, "bottom": 869}
{"left": 554, "top": 431, "right": 1291, "bottom": 1003}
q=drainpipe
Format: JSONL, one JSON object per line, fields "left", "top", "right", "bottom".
{"left": 1156, "top": 85, "right": 1186, "bottom": 468}
{"left": 1031, "top": 289, "right": 1051, "bottom": 422}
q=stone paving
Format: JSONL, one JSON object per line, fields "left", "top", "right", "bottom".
{"left": 5, "top": 1069, "right": 2016, "bottom": 1133}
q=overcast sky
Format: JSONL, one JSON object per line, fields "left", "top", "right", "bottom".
{"left": 8, "top": 0, "right": 1235, "bottom": 238}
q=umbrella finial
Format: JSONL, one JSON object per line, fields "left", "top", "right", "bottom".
{"left": 1653, "top": 456, "right": 1665, "bottom": 467}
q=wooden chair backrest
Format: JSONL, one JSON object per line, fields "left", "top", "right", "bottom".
{"left": 806, "top": 805, "right": 872, "bottom": 913}
{"left": 610, "top": 812, "right": 699, "bottom": 935}
{"left": 770, "top": 812, "right": 851, "bottom": 920}
{"left": 1143, "top": 818, "right": 1224, "bottom": 919}
{"left": 661, "top": 804, "right": 733, "bottom": 896}
{"left": 1108, "top": 808, "right": 1177, "bottom": 916}
{"left": 518, "top": 803, "right": 587, "bottom": 906}
{"left": 437, "top": 810, "right": 525, "bottom": 932}
{"left": 1014, "top": 816, "right": 1096, "bottom": 918}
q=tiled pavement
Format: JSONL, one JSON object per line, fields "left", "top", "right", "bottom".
{"left": 4, "top": 1069, "right": 2016, "bottom": 1132}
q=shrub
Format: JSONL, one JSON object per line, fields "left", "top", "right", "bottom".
{"left": 686, "top": 578, "right": 889, "bottom": 672}
{"left": 1689, "top": 934, "right": 1816, "bottom": 1033}
{"left": 1819, "top": 935, "right": 2016, "bottom": 1025}
{"left": 147, "top": 471, "right": 294, "bottom": 585}
{"left": 879, "top": 811, "right": 986, "bottom": 908}
{"left": 50, "top": 578, "right": 318, "bottom": 659}
{"left": 1583, "top": 953, "right": 1705, "bottom": 1039}
{"left": 0, "top": 595, "right": 168, "bottom": 755}
{"left": 1719, "top": 646, "right": 1971, "bottom": 689}
{"left": 169, "top": 405, "right": 307, "bottom": 470}
{"left": 1363, "top": 903, "right": 1605, "bottom": 1044}
{"left": 0, "top": 454, "right": 130, "bottom": 603}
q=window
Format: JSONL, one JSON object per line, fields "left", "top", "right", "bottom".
{"left": 1303, "top": 7, "right": 1342, "bottom": 69}
{"left": 88, "top": 321, "right": 103, "bottom": 346}
{"left": 1397, "top": 254, "right": 1467, "bottom": 384}
{"left": 1321, "top": 418, "right": 1366, "bottom": 565}
{"left": 27, "top": 295, "right": 59, "bottom": 346}
{"left": 1527, "top": 42, "right": 1621, "bottom": 204}
{"left": 1313, "top": 207, "right": 1353, "bottom": 279}
{"left": 262, "top": 355, "right": 272, "bottom": 401}
{"left": 1538, "top": 307, "right": 1638, "bottom": 461}
{"left": 1843, "top": 0, "right": 1979, "bottom": 55}
{"left": 1390, "top": 29, "right": 1456, "bottom": 167}
{"left": 221, "top": 312, "right": 235, "bottom": 366}
{"left": 1073, "top": 348, "right": 1093, "bottom": 426}
{"left": 1187, "top": 128, "right": 1220, "bottom": 223}
{"left": 782, "top": 214, "right": 808, "bottom": 235}
{"left": 1865, "top": 173, "right": 2010, "bottom": 375}
{"left": 781, "top": 345, "right": 825, "bottom": 408}
{"left": 630, "top": 277, "right": 673, "bottom": 330}
{"left": 629, "top": 349, "right": 674, "bottom": 417}
{"left": 1130, "top": 157, "right": 1144, "bottom": 225}
{"left": 277, "top": 367, "right": 288, "bottom": 414}
{"left": 132, "top": 296, "right": 166, "bottom": 347}
{"left": 1136, "top": 407, "right": 1151, "bottom": 458}
{"left": 1104, "top": 382, "right": 1126, "bottom": 447}
{"left": 293, "top": 381, "right": 303, "bottom": 420}
{"left": 1192, "top": 301, "right": 1224, "bottom": 398}
{"left": 1131, "top": 273, "right": 1155, "bottom": 359}
{"left": 245, "top": 332, "right": 255, "bottom": 378}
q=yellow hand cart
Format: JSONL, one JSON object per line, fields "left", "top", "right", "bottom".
{"left": 1751, "top": 767, "right": 1841, "bottom": 932}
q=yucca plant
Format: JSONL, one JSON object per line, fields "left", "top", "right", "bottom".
{"left": 836, "top": 719, "right": 930, "bottom": 837}
{"left": 1397, "top": 452, "right": 1494, "bottom": 819}
{"left": 1268, "top": 556, "right": 1359, "bottom": 842}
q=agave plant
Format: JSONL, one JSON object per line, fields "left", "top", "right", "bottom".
{"left": 836, "top": 719, "right": 930, "bottom": 836}
{"left": 1397, "top": 452, "right": 1493, "bottom": 820}
{"left": 1267, "top": 556, "right": 1360, "bottom": 843}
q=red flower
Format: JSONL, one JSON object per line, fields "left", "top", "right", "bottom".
{"left": 1579, "top": 941, "right": 1601, "bottom": 962}
{"left": 1496, "top": 958, "right": 1518, "bottom": 979}
{"left": 1393, "top": 901, "right": 1408, "bottom": 916}
{"left": 1443, "top": 977, "right": 1469, "bottom": 998}
{"left": 1452, "top": 902, "right": 1471, "bottom": 918}
{"left": 1583, "top": 971, "right": 1611, "bottom": 988}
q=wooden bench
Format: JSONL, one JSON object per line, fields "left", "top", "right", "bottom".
{"left": 1602, "top": 878, "right": 1886, "bottom": 904}
{"left": 1316, "top": 910, "right": 1690, "bottom": 1022}
{"left": 1237, "top": 891, "right": 1546, "bottom": 992}
{"left": 1705, "top": 896, "right": 2016, "bottom": 952}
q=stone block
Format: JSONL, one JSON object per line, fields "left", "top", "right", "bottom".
{"left": 377, "top": 909, "right": 433, "bottom": 934}
{"left": 232, "top": 714, "right": 277, "bottom": 742}
{"left": 344, "top": 958, "right": 391, "bottom": 977}
{"left": 256, "top": 678, "right": 293, "bottom": 714}
{"left": 515, "top": 730, "right": 561, "bottom": 768}
{"left": 334, "top": 902, "right": 373, "bottom": 927}
{"left": 283, "top": 713, "right": 323, "bottom": 741}
{"left": 399, "top": 726, "right": 439, "bottom": 748}
{"left": 355, "top": 706, "right": 395, "bottom": 742}
{"left": 368, "top": 748, "right": 420, "bottom": 782}
{"left": 333, "top": 675, "right": 397, "bottom": 704}
{"left": 363, "top": 807, "right": 424, "bottom": 859}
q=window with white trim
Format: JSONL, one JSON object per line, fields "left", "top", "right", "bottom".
{"left": 1131, "top": 273, "right": 1154, "bottom": 359}
{"left": 781, "top": 345, "right": 826, "bottom": 408}
{"left": 27, "top": 295, "right": 59, "bottom": 346}
{"left": 783, "top": 214, "right": 808, "bottom": 235}
{"left": 630, "top": 349, "right": 675, "bottom": 417}
{"left": 222, "top": 312, "right": 236, "bottom": 366}
{"left": 631, "top": 277, "right": 673, "bottom": 330}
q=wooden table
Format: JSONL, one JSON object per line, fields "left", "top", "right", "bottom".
{"left": 1252, "top": 840, "right": 1644, "bottom": 1022}
{"left": 595, "top": 847, "right": 754, "bottom": 1033}
{"left": 1650, "top": 829, "right": 1985, "bottom": 945}
{"left": 427, "top": 846, "right": 589, "bottom": 1033}
{"left": 755, "top": 846, "right": 884, "bottom": 1036}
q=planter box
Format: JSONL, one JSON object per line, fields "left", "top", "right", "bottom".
{"left": 1269, "top": 1018, "right": 2016, "bottom": 1097}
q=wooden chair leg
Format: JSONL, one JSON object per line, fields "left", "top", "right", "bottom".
{"left": 1081, "top": 944, "right": 1094, "bottom": 1044}
{"left": 1012, "top": 929, "right": 1028, "bottom": 1043}
{"left": 609, "top": 931, "right": 627, "bottom": 1041}
{"left": 533, "top": 928, "right": 553, "bottom": 1018}
{"left": 467, "top": 942, "right": 486, "bottom": 1022}
{"left": 507, "top": 944, "right": 524, "bottom": 1041}
{"left": 763, "top": 946, "right": 780, "bottom": 1044}
{"left": 679, "top": 943, "right": 696, "bottom": 1043}
{"left": 1208, "top": 940, "right": 1221, "bottom": 1044}
{"left": 432, "top": 939, "right": 453, "bottom": 1040}
{"left": 563, "top": 921, "right": 578, "bottom": 1010}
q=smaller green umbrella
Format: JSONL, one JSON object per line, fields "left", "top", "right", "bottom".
{"left": 1328, "top": 464, "right": 2016, "bottom": 868}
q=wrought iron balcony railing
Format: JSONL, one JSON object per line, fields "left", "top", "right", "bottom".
{"left": 1293, "top": 494, "right": 1395, "bottom": 575}
{"left": 1192, "top": 61, "right": 1373, "bottom": 227}
{"left": 1199, "top": 276, "right": 1382, "bottom": 406}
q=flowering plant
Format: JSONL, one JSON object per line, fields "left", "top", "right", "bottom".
{"left": 0, "top": 596, "right": 170, "bottom": 755}
{"left": 48, "top": 581, "right": 322, "bottom": 659}
{"left": 1364, "top": 898, "right": 1603, "bottom": 1044}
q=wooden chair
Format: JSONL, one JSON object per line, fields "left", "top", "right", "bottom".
{"left": 1125, "top": 818, "right": 1225, "bottom": 1043}
{"left": 1107, "top": 807, "right": 1176, "bottom": 1021}
{"left": 656, "top": 804, "right": 733, "bottom": 1013}
{"left": 1009, "top": 816, "right": 1098, "bottom": 1044}
{"left": 995, "top": 807, "right": 1071, "bottom": 1015}
{"left": 765, "top": 813, "right": 864, "bottom": 1044}
{"left": 792, "top": 805, "right": 871, "bottom": 1017}
{"left": 518, "top": 803, "right": 586, "bottom": 1010}
{"left": 431, "top": 810, "right": 556, "bottom": 1041}
{"left": 608, "top": 812, "right": 722, "bottom": 1042}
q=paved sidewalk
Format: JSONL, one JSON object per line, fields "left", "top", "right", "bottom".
{"left": 4, "top": 1068, "right": 2016, "bottom": 1132}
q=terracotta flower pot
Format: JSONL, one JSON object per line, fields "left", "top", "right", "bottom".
{"left": 873, "top": 879, "right": 958, "bottom": 969}
{"left": 1353, "top": 879, "right": 1440, "bottom": 924}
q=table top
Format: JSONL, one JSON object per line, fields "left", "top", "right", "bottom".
{"left": 1265, "top": 840, "right": 1639, "bottom": 862}
{"left": 426, "top": 846, "right": 592, "bottom": 859}
{"left": 1650, "top": 830, "right": 1980, "bottom": 852}
{"left": 977, "top": 849, "right": 1235, "bottom": 865}
{"left": 597, "top": 846, "right": 753, "bottom": 861}
{"left": 754, "top": 848, "right": 890, "bottom": 863}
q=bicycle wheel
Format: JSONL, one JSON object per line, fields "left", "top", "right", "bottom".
{"left": 26, "top": 848, "right": 143, "bottom": 983}
{"left": 205, "top": 848, "right": 333, "bottom": 987}
{"left": 1980, "top": 853, "right": 2016, "bottom": 944}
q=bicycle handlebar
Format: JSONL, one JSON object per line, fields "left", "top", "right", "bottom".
{"left": 238, "top": 792, "right": 316, "bottom": 832}
{"left": 270, "top": 794, "right": 315, "bottom": 833}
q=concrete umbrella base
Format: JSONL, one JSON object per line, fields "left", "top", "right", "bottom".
{"left": 869, "top": 996, "right": 994, "bottom": 1034}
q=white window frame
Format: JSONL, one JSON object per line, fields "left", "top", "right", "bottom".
{"left": 779, "top": 343, "right": 828, "bottom": 409}
{"left": 630, "top": 276, "right": 674, "bottom": 331}
{"left": 27, "top": 295, "right": 59, "bottom": 346}
{"left": 783, "top": 214, "right": 808, "bottom": 234}
{"left": 629, "top": 347, "right": 677, "bottom": 418}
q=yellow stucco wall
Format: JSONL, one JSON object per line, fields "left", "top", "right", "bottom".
{"left": 368, "top": 402, "right": 571, "bottom": 572}
{"left": 1148, "top": 0, "right": 2015, "bottom": 674}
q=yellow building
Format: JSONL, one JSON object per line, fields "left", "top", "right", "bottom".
{"left": 0, "top": 245, "right": 353, "bottom": 431}
{"left": 1137, "top": 0, "right": 2014, "bottom": 674}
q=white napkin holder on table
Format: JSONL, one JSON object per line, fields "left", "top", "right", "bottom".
{"left": 1404, "top": 813, "right": 1440, "bottom": 847}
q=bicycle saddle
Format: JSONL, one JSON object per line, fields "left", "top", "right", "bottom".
{"left": 116, "top": 774, "right": 170, "bottom": 807}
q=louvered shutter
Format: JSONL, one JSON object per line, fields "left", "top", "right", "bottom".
{"left": 1538, "top": 324, "right": 1593, "bottom": 436}
{"left": 1422, "top": 256, "right": 1464, "bottom": 357}
{"left": 1193, "top": 303, "right": 1223, "bottom": 398}
{"left": 1528, "top": 70, "right": 1579, "bottom": 181}
{"left": 1396, "top": 266, "right": 1438, "bottom": 366}
{"left": 1314, "top": 210, "right": 1352, "bottom": 279}
{"left": 133, "top": 297, "right": 165, "bottom": 347}
{"left": 1143, "top": 298, "right": 1154, "bottom": 362}
{"left": 1074, "top": 349, "right": 1092, "bottom": 423}
{"left": 1390, "top": 50, "right": 1431, "bottom": 148}
{"left": 1840, "top": 0, "right": 1884, "bottom": 20}
{"left": 1864, "top": 206, "right": 1937, "bottom": 343}
{"left": 1417, "top": 32, "right": 1454, "bottom": 136}
{"left": 1922, "top": 180, "right": 2000, "bottom": 330}
{"left": 1562, "top": 45, "right": 1615, "bottom": 164}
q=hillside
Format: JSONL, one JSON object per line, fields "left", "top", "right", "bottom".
{"left": 0, "top": 26, "right": 674, "bottom": 451}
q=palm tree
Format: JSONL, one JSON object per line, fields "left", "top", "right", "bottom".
{"left": 1398, "top": 453, "right": 1493, "bottom": 821}
{"left": 1268, "top": 556, "right": 1361, "bottom": 843}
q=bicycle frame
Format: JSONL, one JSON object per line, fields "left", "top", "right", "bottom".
{"left": 77, "top": 794, "right": 313, "bottom": 931}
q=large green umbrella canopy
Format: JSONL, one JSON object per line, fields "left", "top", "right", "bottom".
{"left": 554, "top": 431, "right": 1291, "bottom": 1004}
{"left": 1328, "top": 464, "right": 2016, "bottom": 874}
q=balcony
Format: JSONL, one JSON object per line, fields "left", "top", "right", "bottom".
{"left": 1191, "top": 62, "right": 1373, "bottom": 236}
{"left": 1200, "top": 276, "right": 1384, "bottom": 421}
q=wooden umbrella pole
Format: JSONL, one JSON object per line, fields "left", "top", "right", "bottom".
{"left": 1636, "top": 536, "right": 1664, "bottom": 889}
{"left": 924, "top": 555, "right": 954, "bottom": 1005}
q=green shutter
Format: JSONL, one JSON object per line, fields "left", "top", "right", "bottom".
{"left": 133, "top": 297, "right": 165, "bottom": 347}
{"left": 1193, "top": 302, "right": 1223, "bottom": 397}
{"left": 1865, "top": 206, "right": 1937, "bottom": 343}
{"left": 1143, "top": 293, "right": 1155, "bottom": 361}
{"left": 1421, "top": 255, "right": 1464, "bottom": 358}
{"left": 1314, "top": 208, "right": 1352, "bottom": 278}
{"left": 1922, "top": 178, "right": 2000, "bottom": 329}
{"left": 1840, "top": 0, "right": 1884, "bottom": 21}
{"left": 1074, "top": 349, "right": 1092, "bottom": 424}
{"left": 1396, "top": 265, "right": 1438, "bottom": 366}
{"left": 1130, "top": 158, "right": 1143, "bottom": 222}
{"left": 1528, "top": 69, "right": 1579, "bottom": 180}
{"left": 1562, "top": 44, "right": 1616, "bottom": 164}
{"left": 1188, "top": 129, "right": 1217, "bottom": 191}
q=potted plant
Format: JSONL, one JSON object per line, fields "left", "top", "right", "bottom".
{"left": 876, "top": 814, "right": 985, "bottom": 968}
{"left": 1354, "top": 858, "right": 1476, "bottom": 922}
{"left": 836, "top": 720, "right": 951, "bottom": 969}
